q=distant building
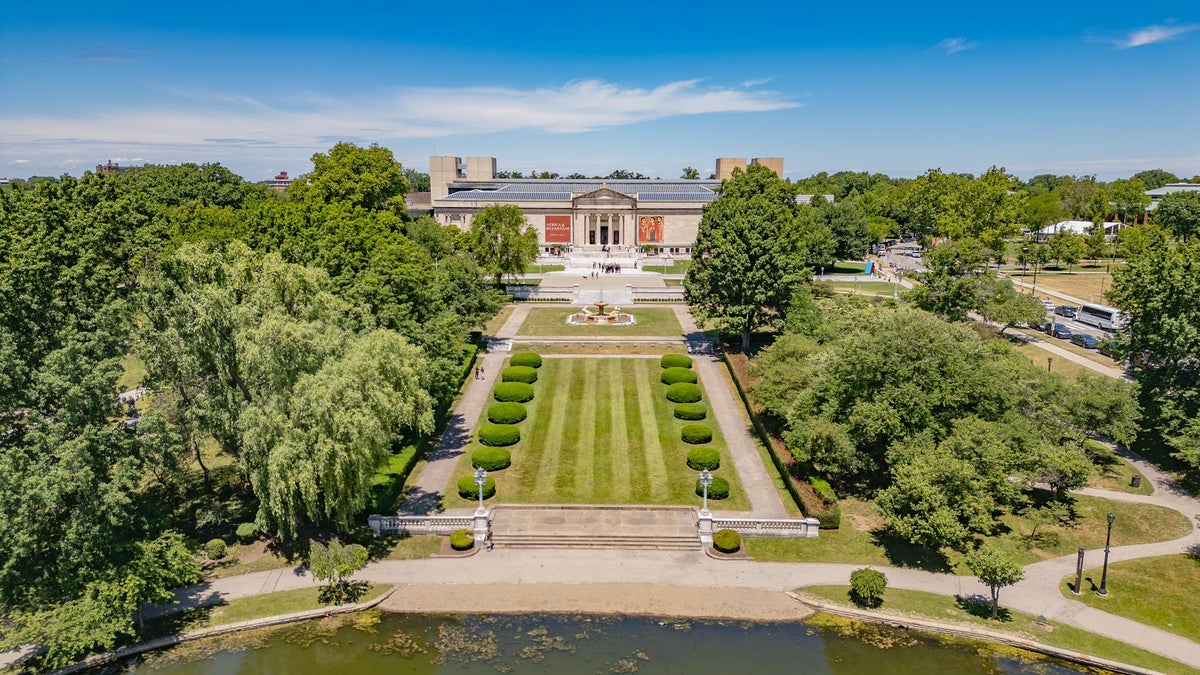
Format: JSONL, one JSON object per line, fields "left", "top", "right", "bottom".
{"left": 1145, "top": 182, "right": 1200, "bottom": 210}
{"left": 796, "top": 194, "right": 835, "bottom": 205}
{"left": 264, "top": 171, "right": 294, "bottom": 192}
{"left": 1034, "top": 220, "right": 1123, "bottom": 241}
{"left": 95, "top": 160, "right": 140, "bottom": 175}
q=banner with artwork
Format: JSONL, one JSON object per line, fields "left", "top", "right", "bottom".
{"left": 544, "top": 215, "right": 572, "bottom": 243}
{"left": 638, "top": 215, "right": 664, "bottom": 243}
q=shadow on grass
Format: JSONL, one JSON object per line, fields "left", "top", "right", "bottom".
{"left": 955, "top": 594, "right": 1013, "bottom": 622}
{"left": 868, "top": 529, "right": 953, "bottom": 573}
{"left": 318, "top": 580, "right": 371, "bottom": 605}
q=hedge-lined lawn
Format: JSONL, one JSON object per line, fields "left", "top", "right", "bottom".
{"left": 517, "top": 307, "right": 684, "bottom": 336}
{"left": 442, "top": 357, "right": 750, "bottom": 509}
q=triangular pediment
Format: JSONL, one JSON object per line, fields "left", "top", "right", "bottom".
{"left": 573, "top": 186, "right": 636, "bottom": 206}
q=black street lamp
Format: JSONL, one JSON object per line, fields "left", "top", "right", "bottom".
{"left": 1098, "top": 512, "right": 1115, "bottom": 595}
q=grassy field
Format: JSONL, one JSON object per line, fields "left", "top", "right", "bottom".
{"left": 1009, "top": 270, "right": 1115, "bottom": 303}
{"left": 484, "top": 305, "right": 516, "bottom": 335}
{"left": 117, "top": 354, "right": 147, "bottom": 390}
{"left": 745, "top": 493, "right": 1190, "bottom": 574}
{"left": 520, "top": 343, "right": 689, "bottom": 355}
{"left": 1011, "top": 328, "right": 1121, "bottom": 370}
{"left": 517, "top": 307, "right": 684, "bottom": 336}
{"left": 147, "top": 584, "right": 391, "bottom": 638}
{"left": 1009, "top": 340, "right": 1094, "bottom": 381}
{"left": 441, "top": 357, "right": 750, "bottom": 510}
{"left": 520, "top": 263, "right": 565, "bottom": 274}
{"left": 819, "top": 261, "right": 868, "bottom": 275}
{"left": 1060, "top": 554, "right": 1200, "bottom": 643}
{"left": 801, "top": 585, "right": 1200, "bottom": 675}
{"left": 1088, "top": 453, "right": 1153, "bottom": 495}
{"left": 641, "top": 260, "right": 691, "bottom": 274}
{"left": 827, "top": 281, "right": 902, "bottom": 295}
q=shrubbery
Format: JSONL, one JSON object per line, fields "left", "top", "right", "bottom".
{"left": 205, "top": 538, "right": 227, "bottom": 560}
{"left": 660, "top": 354, "right": 693, "bottom": 369}
{"left": 450, "top": 529, "right": 475, "bottom": 551}
{"left": 686, "top": 447, "right": 721, "bottom": 471}
{"left": 696, "top": 475, "right": 730, "bottom": 500}
{"left": 487, "top": 402, "right": 528, "bottom": 424}
{"left": 665, "top": 382, "right": 702, "bottom": 403}
{"left": 236, "top": 522, "right": 258, "bottom": 544}
{"left": 681, "top": 424, "right": 713, "bottom": 444}
{"left": 478, "top": 423, "right": 520, "bottom": 446}
{"left": 457, "top": 475, "right": 497, "bottom": 500}
{"left": 494, "top": 382, "right": 535, "bottom": 402}
{"left": 849, "top": 568, "right": 887, "bottom": 608}
{"left": 713, "top": 529, "right": 741, "bottom": 553}
{"left": 472, "top": 447, "right": 512, "bottom": 471}
{"left": 502, "top": 365, "right": 538, "bottom": 384}
{"left": 661, "top": 367, "right": 699, "bottom": 385}
{"left": 509, "top": 352, "right": 543, "bottom": 369}
{"left": 673, "top": 403, "right": 707, "bottom": 420}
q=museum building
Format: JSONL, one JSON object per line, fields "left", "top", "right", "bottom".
{"left": 429, "top": 156, "right": 783, "bottom": 254}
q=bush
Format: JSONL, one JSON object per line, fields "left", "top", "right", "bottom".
{"left": 849, "top": 568, "right": 887, "bottom": 608}
{"left": 696, "top": 475, "right": 730, "bottom": 500}
{"left": 487, "top": 402, "right": 528, "bottom": 424}
{"left": 205, "top": 538, "right": 227, "bottom": 560}
{"left": 450, "top": 529, "right": 475, "bottom": 551}
{"left": 509, "top": 352, "right": 543, "bottom": 369}
{"left": 665, "top": 382, "right": 703, "bottom": 403}
{"left": 472, "top": 447, "right": 512, "bottom": 471}
{"left": 236, "top": 523, "right": 258, "bottom": 544}
{"left": 686, "top": 447, "right": 721, "bottom": 471}
{"left": 661, "top": 367, "right": 699, "bottom": 385}
{"left": 660, "top": 354, "right": 693, "bottom": 369}
{"left": 501, "top": 365, "right": 538, "bottom": 384}
{"left": 493, "top": 382, "right": 535, "bottom": 402}
{"left": 713, "top": 529, "right": 741, "bottom": 553}
{"left": 478, "top": 423, "right": 520, "bottom": 447}
{"left": 673, "top": 403, "right": 707, "bottom": 420}
{"left": 681, "top": 424, "right": 713, "bottom": 444}
{"left": 457, "top": 475, "right": 497, "bottom": 500}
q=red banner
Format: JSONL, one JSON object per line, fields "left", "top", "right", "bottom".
{"left": 544, "top": 215, "right": 572, "bottom": 243}
{"left": 638, "top": 215, "right": 664, "bottom": 243}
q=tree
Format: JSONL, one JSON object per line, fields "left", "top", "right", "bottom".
{"left": 462, "top": 204, "right": 539, "bottom": 285}
{"left": 817, "top": 199, "right": 872, "bottom": 260}
{"left": 907, "top": 238, "right": 987, "bottom": 321}
{"left": 403, "top": 167, "right": 431, "bottom": 193}
{"left": 309, "top": 540, "right": 369, "bottom": 604}
{"left": 979, "top": 279, "right": 1046, "bottom": 335}
{"left": 289, "top": 142, "right": 408, "bottom": 212}
{"left": 1131, "top": 169, "right": 1179, "bottom": 191}
{"left": 1084, "top": 222, "right": 1109, "bottom": 263}
{"left": 1107, "top": 178, "right": 1150, "bottom": 225}
{"left": 1022, "top": 192, "right": 1065, "bottom": 230}
{"left": 849, "top": 568, "right": 887, "bottom": 608}
{"left": 1152, "top": 191, "right": 1200, "bottom": 241}
{"left": 1116, "top": 224, "right": 1168, "bottom": 259}
{"left": 966, "top": 546, "right": 1024, "bottom": 619}
{"left": 1047, "top": 231, "right": 1087, "bottom": 269}
{"left": 681, "top": 167, "right": 700, "bottom": 179}
{"left": 684, "top": 165, "right": 812, "bottom": 350}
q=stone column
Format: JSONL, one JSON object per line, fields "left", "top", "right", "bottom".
{"left": 473, "top": 510, "right": 490, "bottom": 545}
{"left": 697, "top": 511, "right": 714, "bottom": 545}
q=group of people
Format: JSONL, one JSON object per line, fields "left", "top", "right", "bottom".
{"left": 473, "top": 366, "right": 487, "bottom": 380}
{"left": 590, "top": 261, "right": 631, "bottom": 277}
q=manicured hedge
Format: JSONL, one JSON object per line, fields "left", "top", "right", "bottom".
{"left": 686, "top": 447, "right": 720, "bottom": 471}
{"left": 665, "top": 382, "right": 702, "bottom": 403}
{"left": 205, "top": 539, "right": 226, "bottom": 560}
{"left": 450, "top": 529, "right": 475, "bottom": 551}
{"left": 472, "top": 447, "right": 512, "bottom": 471}
{"left": 487, "top": 402, "right": 528, "bottom": 424}
{"left": 696, "top": 475, "right": 730, "bottom": 500}
{"left": 661, "top": 367, "right": 699, "bottom": 385}
{"left": 680, "top": 424, "right": 713, "bottom": 444}
{"left": 713, "top": 529, "right": 741, "bottom": 553}
{"left": 493, "top": 382, "right": 535, "bottom": 402}
{"left": 502, "top": 365, "right": 538, "bottom": 384}
{"left": 457, "top": 475, "right": 497, "bottom": 500}
{"left": 660, "top": 354, "right": 693, "bottom": 369}
{"left": 509, "top": 352, "right": 543, "bottom": 369}
{"left": 236, "top": 522, "right": 258, "bottom": 544}
{"left": 478, "top": 423, "right": 520, "bottom": 447}
{"left": 673, "top": 403, "right": 707, "bottom": 420}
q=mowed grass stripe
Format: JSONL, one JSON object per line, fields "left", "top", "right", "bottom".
{"left": 622, "top": 361, "right": 650, "bottom": 501}
{"left": 654, "top": 371, "right": 690, "bottom": 504}
{"left": 607, "top": 360, "right": 633, "bottom": 502}
{"left": 634, "top": 359, "right": 670, "bottom": 501}
{"left": 592, "top": 361, "right": 615, "bottom": 499}
{"left": 532, "top": 360, "right": 570, "bottom": 498}
{"left": 571, "top": 359, "right": 595, "bottom": 498}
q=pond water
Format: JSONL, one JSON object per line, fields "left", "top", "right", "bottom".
{"left": 116, "top": 612, "right": 1088, "bottom": 674}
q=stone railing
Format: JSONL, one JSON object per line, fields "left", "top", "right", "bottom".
{"left": 712, "top": 517, "right": 820, "bottom": 538}
{"left": 369, "top": 514, "right": 475, "bottom": 536}
{"left": 629, "top": 285, "right": 685, "bottom": 302}
{"left": 506, "top": 285, "right": 576, "bottom": 302}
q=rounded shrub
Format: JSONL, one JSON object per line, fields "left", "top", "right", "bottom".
{"left": 471, "top": 447, "right": 512, "bottom": 471}
{"left": 660, "top": 354, "right": 693, "bottom": 369}
{"left": 661, "top": 367, "right": 699, "bottom": 385}
{"left": 686, "top": 447, "right": 721, "bottom": 471}
{"left": 681, "top": 424, "right": 713, "bottom": 444}
{"left": 205, "top": 538, "right": 227, "bottom": 560}
{"left": 478, "top": 423, "right": 520, "bottom": 447}
{"left": 501, "top": 365, "right": 538, "bottom": 384}
{"left": 713, "top": 529, "right": 741, "bottom": 554}
{"left": 665, "top": 382, "right": 702, "bottom": 403}
{"left": 849, "top": 568, "right": 887, "bottom": 608}
{"left": 235, "top": 522, "right": 258, "bottom": 544}
{"left": 509, "top": 352, "right": 543, "bottom": 369}
{"left": 695, "top": 475, "right": 730, "bottom": 500}
{"left": 493, "top": 382, "right": 535, "bottom": 403}
{"left": 457, "top": 475, "right": 497, "bottom": 500}
{"left": 487, "top": 402, "right": 527, "bottom": 424}
{"left": 673, "top": 403, "right": 707, "bottom": 421}
{"left": 449, "top": 529, "right": 475, "bottom": 551}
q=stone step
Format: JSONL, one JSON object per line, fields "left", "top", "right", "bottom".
{"left": 491, "top": 533, "right": 700, "bottom": 551}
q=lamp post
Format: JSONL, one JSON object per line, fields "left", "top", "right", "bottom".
{"left": 1098, "top": 512, "right": 1115, "bottom": 596}
{"left": 698, "top": 469, "right": 714, "bottom": 516}
{"left": 473, "top": 467, "right": 488, "bottom": 515}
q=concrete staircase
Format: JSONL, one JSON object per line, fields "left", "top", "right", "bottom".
{"left": 491, "top": 532, "right": 700, "bottom": 551}
{"left": 489, "top": 504, "right": 700, "bottom": 551}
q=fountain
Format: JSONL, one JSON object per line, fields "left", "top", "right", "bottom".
{"left": 565, "top": 303, "right": 636, "bottom": 326}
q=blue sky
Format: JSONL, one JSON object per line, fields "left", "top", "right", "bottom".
{"left": 2, "top": 1, "right": 1198, "bottom": 182}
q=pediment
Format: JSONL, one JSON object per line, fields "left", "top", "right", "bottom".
{"left": 573, "top": 186, "right": 636, "bottom": 206}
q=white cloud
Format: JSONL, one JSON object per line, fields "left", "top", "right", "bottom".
{"left": 1115, "top": 23, "right": 1198, "bottom": 48}
{"left": 13, "top": 159, "right": 29, "bottom": 164}
{"left": 936, "top": 38, "right": 975, "bottom": 55}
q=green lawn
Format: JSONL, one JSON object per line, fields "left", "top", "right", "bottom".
{"left": 146, "top": 584, "right": 391, "bottom": 638}
{"left": 1061, "top": 554, "right": 1200, "bottom": 643}
{"left": 800, "top": 585, "right": 1200, "bottom": 675}
{"left": 517, "top": 307, "right": 684, "bottom": 336}
{"left": 520, "top": 264, "right": 566, "bottom": 273}
{"left": 641, "top": 260, "right": 691, "bottom": 274}
{"left": 819, "top": 261, "right": 868, "bottom": 275}
{"left": 1088, "top": 453, "right": 1153, "bottom": 495}
{"left": 827, "top": 281, "right": 901, "bottom": 295}
{"left": 118, "top": 353, "right": 147, "bottom": 390}
{"left": 441, "top": 357, "right": 750, "bottom": 510}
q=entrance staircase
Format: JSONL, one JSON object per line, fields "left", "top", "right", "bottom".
{"left": 489, "top": 505, "right": 700, "bottom": 551}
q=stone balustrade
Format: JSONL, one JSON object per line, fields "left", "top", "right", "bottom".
{"left": 368, "top": 514, "right": 476, "bottom": 536}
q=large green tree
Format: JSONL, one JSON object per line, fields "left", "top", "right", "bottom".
{"left": 289, "top": 142, "right": 408, "bottom": 212}
{"left": 1152, "top": 191, "right": 1200, "bottom": 241}
{"left": 462, "top": 204, "right": 539, "bottom": 285}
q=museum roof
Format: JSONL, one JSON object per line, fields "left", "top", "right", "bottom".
{"left": 440, "top": 179, "right": 721, "bottom": 202}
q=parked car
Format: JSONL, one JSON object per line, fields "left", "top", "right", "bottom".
{"left": 911, "top": 251, "right": 922, "bottom": 259}
{"left": 1051, "top": 323, "right": 1073, "bottom": 339}
{"left": 1070, "top": 333, "right": 1099, "bottom": 349}
{"left": 1054, "top": 305, "right": 1079, "bottom": 319}
{"left": 1040, "top": 299, "right": 1056, "bottom": 312}
{"left": 1097, "top": 339, "right": 1116, "bottom": 358}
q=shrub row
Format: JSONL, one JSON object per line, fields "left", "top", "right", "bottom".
{"left": 493, "top": 382, "right": 535, "bottom": 402}
{"left": 695, "top": 475, "right": 730, "bottom": 500}
{"left": 479, "top": 423, "right": 520, "bottom": 447}
{"left": 673, "top": 403, "right": 707, "bottom": 420}
{"left": 471, "top": 447, "right": 512, "bottom": 471}
{"left": 509, "top": 352, "right": 543, "bottom": 369}
{"left": 502, "top": 365, "right": 538, "bottom": 384}
{"left": 661, "top": 367, "right": 698, "bottom": 385}
{"left": 686, "top": 447, "right": 720, "bottom": 471}
{"left": 665, "top": 382, "right": 702, "bottom": 403}
{"left": 713, "top": 528, "right": 741, "bottom": 553}
{"left": 660, "top": 354, "right": 693, "bottom": 369}
{"left": 457, "top": 475, "right": 496, "bottom": 500}
{"left": 450, "top": 529, "right": 475, "bottom": 551}
{"left": 681, "top": 424, "right": 712, "bottom": 445}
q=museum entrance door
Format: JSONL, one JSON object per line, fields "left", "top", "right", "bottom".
{"left": 600, "top": 226, "right": 609, "bottom": 245}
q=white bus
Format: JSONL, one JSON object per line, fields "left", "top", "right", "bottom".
{"left": 1077, "top": 303, "right": 1128, "bottom": 331}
